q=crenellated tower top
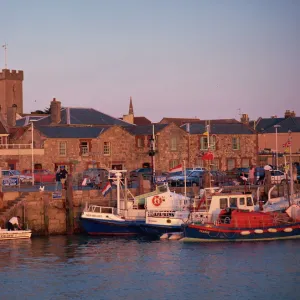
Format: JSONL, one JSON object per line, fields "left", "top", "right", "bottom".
{"left": 0, "top": 69, "right": 24, "bottom": 81}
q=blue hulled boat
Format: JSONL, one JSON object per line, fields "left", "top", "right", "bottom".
{"left": 80, "top": 170, "right": 145, "bottom": 236}
{"left": 181, "top": 204, "right": 300, "bottom": 242}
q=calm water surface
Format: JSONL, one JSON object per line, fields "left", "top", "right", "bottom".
{"left": 0, "top": 235, "right": 299, "bottom": 300}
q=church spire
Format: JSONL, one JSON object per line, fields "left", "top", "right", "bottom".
{"left": 129, "top": 96, "right": 134, "bottom": 115}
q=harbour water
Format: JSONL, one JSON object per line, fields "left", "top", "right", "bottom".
{"left": 0, "top": 236, "right": 299, "bottom": 300}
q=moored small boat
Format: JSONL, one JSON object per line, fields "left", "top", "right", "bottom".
{"left": 0, "top": 229, "right": 32, "bottom": 240}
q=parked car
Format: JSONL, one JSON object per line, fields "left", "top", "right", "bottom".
{"left": 168, "top": 170, "right": 205, "bottom": 187}
{"left": 1, "top": 170, "right": 28, "bottom": 185}
{"left": 22, "top": 169, "right": 56, "bottom": 183}
{"left": 129, "top": 168, "right": 152, "bottom": 180}
{"left": 82, "top": 168, "right": 109, "bottom": 187}
{"left": 270, "top": 170, "right": 288, "bottom": 184}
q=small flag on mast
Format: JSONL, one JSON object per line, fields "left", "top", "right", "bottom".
{"left": 101, "top": 182, "right": 112, "bottom": 197}
{"left": 169, "top": 164, "right": 183, "bottom": 173}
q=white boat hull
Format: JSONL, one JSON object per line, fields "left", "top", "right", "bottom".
{"left": 0, "top": 230, "right": 32, "bottom": 240}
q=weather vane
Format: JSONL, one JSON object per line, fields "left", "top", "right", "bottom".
{"left": 2, "top": 42, "right": 8, "bottom": 69}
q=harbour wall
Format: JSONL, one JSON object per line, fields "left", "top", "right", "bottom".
{"left": 0, "top": 183, "right": 298, "bottom": 235}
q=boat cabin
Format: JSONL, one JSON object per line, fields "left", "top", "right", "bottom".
{"left": 191, "top": 190, "right": 255, "bottom": 224}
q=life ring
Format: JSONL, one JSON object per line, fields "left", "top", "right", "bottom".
{"left": 152, "top": 195, "right": 163, "bottom": 206}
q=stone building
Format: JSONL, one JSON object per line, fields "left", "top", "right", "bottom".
{"left": 0, "top": 67, "right": 259, "bottom": 173}
{"left": 181, "top": 121, "right": 257, "bottom": 170}
{"left": 253, "top": 110, "right": 300, "bottom": 167}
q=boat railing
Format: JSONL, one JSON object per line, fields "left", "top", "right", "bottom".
{"left": 85, "top": 205, "right": 117, "bottom": 215}
{"left": 190, "top": 211, "right": 295, "bottom": 228}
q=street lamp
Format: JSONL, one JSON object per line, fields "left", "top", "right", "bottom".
{"left": 274, "top": 124, "right": 281, "bottom": 170}
{"left": 148, "top": 125, "right": 156, "bottom": 188}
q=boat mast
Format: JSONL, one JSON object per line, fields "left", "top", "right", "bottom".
{"left": 116, "top": 172, "right": 121, "bottom": 215}
{"left": 183, "top": 159, "right": 187, "bottom": 197}
{"left": 207, "top": 123, "right": 211, "bottom": 188}
{"left": 288, "top": 130, "right": 293, "bottom": 204}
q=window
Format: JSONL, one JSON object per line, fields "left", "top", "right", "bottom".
{"left": 103, "top": 142, "right": 111, "bottom": 155}
{"left": 241, "top": 158, "right": 250, "bottom": 168}
{"left": 169, "top": 159, "right": 179, "bottom": 169}
{"left": 80, "top": 141, "right": 89, "bottom": 156}
{"left": 232, "top": 137, "right": 240, "bottom": 150}
{"left": 220, "top": 198, "right": 228, "bottom": 209}
{"left": 137, "top": 137, "right": 144, "bottom": 148}
{"left": 239, "top": 198, "right": 245, "bottom": 205}
{"left": 229, "top": 197, "right": 237, "bottom": 207}
{"left": 200, "top": 136, "right": 216, "bottom": 150}
{"left": 170, "top": 137, "right": 177, "bottom": 151}
{"left": 211, "top": 159, "right": 220, "bottom": 170}
{"left": 200, "top": 137, "right": 208, "bottom": 150}
{"left": 59, "top": 142, "right": 66, "bottom": 156}
{"left": 227, "top": 158, "right": 235, "bottom": 171}
{"left": 247, "top": 197, "right": 253, "bottom": 206}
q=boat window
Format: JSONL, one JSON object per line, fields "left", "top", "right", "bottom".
{"left": 239, "top": 198, "right": 245, "bottom": 206}
{"left": 247, "top": 197, "right": 253, "bottom": 206}
{"left": 158, "top": 185, "right": 168, "bottom": 193}
{"left": 229, "top": 197, "right": 237, "bottom": 208}
{"left": 220, "top": 198, "right": 228, "bottom": 209}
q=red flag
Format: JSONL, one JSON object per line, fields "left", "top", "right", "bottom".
{"left": 202, "top": 152, "right": 214, "bottom": 160}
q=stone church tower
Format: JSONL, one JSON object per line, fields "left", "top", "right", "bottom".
{"left": 0, "top": 69, "right": 24, "bottom": 115}
{"left": 122, "top": 96, "right": 134, "bottom": 124}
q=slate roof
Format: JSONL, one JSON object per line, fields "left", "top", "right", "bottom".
{"left": 258, "top": 117, "right": 300, "bottom": 133}
{"left": 16, "top": 115, "right": 46, "bottom": 127}
{"left": 17, "top": 107, "right": 134, "bottom": 127}
{"left": 159, "top": 117, "right": 201, "bottom": 126}
{"left": 36, "top": 126, "right": 109, "bottom": 138}
{"left": 196, "top": 119, "right": 240, "bottom": 125}
{"left": 124, "top": 124, "right": 168, "bottom": 135}
{"left": 134, "top": 117, "right": 152, "bottom": 125}
{"left": 0, "top": 115, "right": 8, "bottom": 134}
{"left": 181, "top": 123, "right": 254, "bottom": 135}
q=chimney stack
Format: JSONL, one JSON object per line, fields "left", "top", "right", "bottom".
{"left": 50, "top": 98, "right": 61, "bottom": 124}
{"left": 7, "top": 104, "right": 17, "bottom": 127}
{"left": 284, "top": 110, "right": 296, "bottom": 118}
{"left": 240, "top": 113, "right": 249, "bottom": 124}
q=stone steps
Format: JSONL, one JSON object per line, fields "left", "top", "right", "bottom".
{"left": 0, "top": 193, "right": 28, "bottom": 221}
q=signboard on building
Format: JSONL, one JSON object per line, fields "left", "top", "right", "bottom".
{"left": 52, "top": 192, "right": 62, "bottom": 199}
{"left": 154, "top": 175, "right": 167, "bottom": 184}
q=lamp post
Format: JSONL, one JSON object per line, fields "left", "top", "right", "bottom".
{"left": 274, "top": 125, "right": 281, "bottom": 170}
{"left": 148, "top": 125, "right": 156, "bottom": 189}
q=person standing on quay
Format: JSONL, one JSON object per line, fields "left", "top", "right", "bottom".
{"left": 55, "top": 167, "right": 61, "bottom": 191}
{"left": 59, "top": 166, "right": 68, "bottom": 189}
{"left": 249, "top": 166, "right": 255, "bottom": 185}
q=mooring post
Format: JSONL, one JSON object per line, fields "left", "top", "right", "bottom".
{"left": 43, "top": 194, "right": 49, "bottom": 235}
{"left": 65, "top": 174, "right": 74, "bottom": 234}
